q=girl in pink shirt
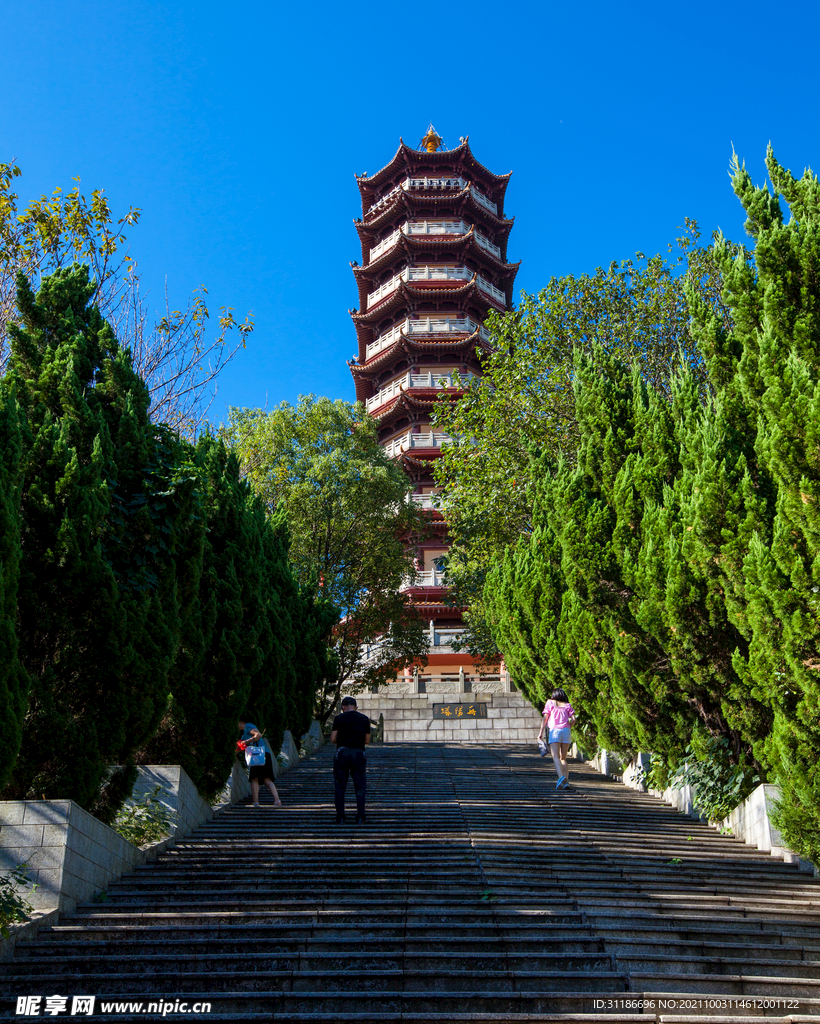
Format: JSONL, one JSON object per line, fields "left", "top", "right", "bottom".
{"left": 538, "top": 687, "right": 576, "bottom": 789}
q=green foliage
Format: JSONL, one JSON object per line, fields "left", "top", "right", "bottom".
{"left": 113, "top": 785, "right": 172, "bottom": 847}
{"left": 4, "top": 266, "right": 182, "bottom": 809}
{"left": 0, "top": 863, "right": 38, "bottom": 939}
{"left": 0, "top": 160, "right": 253, "bottom": 434}
{"left": 484, "top": 148, "right": 820, "bottom": 864}
{"left": 136, "top": 437, "right": 326, "bottom": 798}
{"left": 0, "top": 383, "right": 26, "bottom": 791}
{"left": 89, "top": 765, "right": 139, "bottom": 827}
{"left": 2, "top": 266, "right": 321, "bottom": 813}
{"left": 684, "top": 148, "right": 820, "bottom": 861}
{"left": 434, "top": 223, "right": 733, "bottom": 660}
{"left": 669, "top": 738, "right": 759, "bottom": 823}
{"left": 222, "top": 395, "right": 428, "bottom": 721}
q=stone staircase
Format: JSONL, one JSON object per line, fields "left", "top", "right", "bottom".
{"left": 1, "top": 744, "right": 819, "bottom": 1022}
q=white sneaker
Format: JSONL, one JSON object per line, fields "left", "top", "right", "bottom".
{"left": 537, "top": 739, "right": 547, "bottom": 757}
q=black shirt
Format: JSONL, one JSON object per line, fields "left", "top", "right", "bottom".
{"left": 332, "top": 710, "right": 371, "bottom": 749}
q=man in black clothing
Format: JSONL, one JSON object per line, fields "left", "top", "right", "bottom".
{"left": 330, "top": 696, "right": 370, "bottom": 824}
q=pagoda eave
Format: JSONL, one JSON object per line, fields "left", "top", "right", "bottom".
{"left": 400, "top": 451, "right": 443, "bottom": 469}
{"left": 370, "top": 389, "right": 452, "bottom": 423}
{"left": 358, "top": 138, "right": 512, "bottom": 195}
{"left": 361, "top": 187, "right": 514, "bottom": 233}
{"left": 358, "top": 330, "right": 487, "bottom": 374}
{"left": 352, "top": 278, "right": 489, "bottom": 325}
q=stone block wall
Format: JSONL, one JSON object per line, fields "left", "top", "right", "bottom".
{"left": 352, "top": 691, "right": 542, "bottom": 744}
{"left": 131, "top": 766, "right": 217, "bottom": 840}
{"left": 0, "top": 799, "right": 165, "bottom": 917}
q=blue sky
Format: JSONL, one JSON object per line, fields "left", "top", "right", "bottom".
{"left": 2, "top": 0, "right": 818, "bottom": 425}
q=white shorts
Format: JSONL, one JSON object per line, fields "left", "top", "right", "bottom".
{"left": 548, "top": 727, "right": 571, "bottom": 745}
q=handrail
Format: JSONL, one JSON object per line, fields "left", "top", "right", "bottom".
{"left": 366, "top": 318, "right": 490, "bottom": 359}
{"left": 405, "top": 176, "right": 467, "bottom": 191}
{"left": 408, "top": 494, "right": 442, "bottom": 510}
{"left": 365, "top": 178, "right": 496, "bottom": 218}
{"left": 401, "top": 567, "right": 447, "bottom": 588}
{"left": 477, "top": 275, "right": 506, "bottom": 305}
{"left": 367, "top": 267, "right": 505, "bottom": 309}
{"left": 366, "top": 372, "right": 475, "bottom": 412}
{"left": 382, "top": 432, "right": 453, "bottom": 458}
{"left": 406, "top": 265, "right": 471, "bottom": 283}
{"left": 471, "top": 187, "right": 498, "bottom": 214}
{"left": 475, "top": 230, "right": 502, "bottom": 259}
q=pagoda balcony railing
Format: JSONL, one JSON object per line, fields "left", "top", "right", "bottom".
{"left": 470, "top": 187, "right": 498, "bottom": 215}
{"left": 366, "top": 321, "right": 407, "bottom": 358}
{"left": 475, "top": 230, "right": 502, "bottom": 259}
{"left": 409, "top": 370, "right": 475, "bottom": 389}
{"left": 476, "top": 275, "right": 506, "bottom": 306}
{"left": 406, "top": 265, "right": 472, "bottom": 284}
{"left": 367, "top": 270, "right": 409, "bottom": 308}
{"left": 366, "top": 371, "right": 477, "bottom": 412}
{"left": 405, "top": 219, "right": 470, "bottom": 237}
{"left": 382, "top": 431, "right": 453, "bottom": 458}
{"left": 406, "top": 317, "right": 489, "bottom": 340}
{"left": 369, "top": 227, "right": 404, "bottom": 262}
{"left": 367, "top": 267, "right": 504, "bottom": 309}
{"left": 408, "top": 494, "right": 443, "bottom": 512}
{"left": 400, "top": 567, "right": 447, "bottom": 590}
{"left": 369, "top": 221, "right": 473, "bottom": 262}
{"left": 366, "top": 317, "right": 489, "bottom": 360}
{"left": 406, "top": 176, "right": 467, "bottom": 192}
{"left": 367, "top": 266, "right": 469, "bottom": 308}
{"left": 368, "top": 182, "right": 404, "bottom": 216}
{"left": 366, "top": 178, "right": 496, "bottom": 218}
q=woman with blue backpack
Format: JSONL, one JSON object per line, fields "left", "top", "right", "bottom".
{"left": 238, "top": 715, "right": 282, "bottom": 807}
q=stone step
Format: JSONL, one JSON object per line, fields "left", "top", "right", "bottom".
{"left": 0, "top": 969, "right": 631, "bottom": 996}
{"left": 68, "top": 909, "right": 581, "bottom": 925}
{"left": 0, "top": 951, "right": 615, "bottom": 976}
{"left": 6, "top": 952, "right": 820, "bottom": 984}
{"left": 12, "top": 933, "right": 608, "bottom": 957}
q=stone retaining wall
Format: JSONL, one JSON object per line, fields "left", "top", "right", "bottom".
{"left": 352, "top": 691, "right": 542, "bottom": 743}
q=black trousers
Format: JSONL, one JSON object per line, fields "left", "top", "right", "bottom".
{"left": 334, "top": 747, "right": 366, "bottom": 819}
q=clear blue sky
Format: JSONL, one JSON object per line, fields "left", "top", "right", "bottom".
{"left": 2, "top": 0, "right": 818, "bottom": 425}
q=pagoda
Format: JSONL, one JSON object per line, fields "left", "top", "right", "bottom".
{"left": 347, "top": 127, "right": 521, "bottom": 705}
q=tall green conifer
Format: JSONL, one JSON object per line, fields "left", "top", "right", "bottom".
{"left": 0, "top": 384, "right": 26, "bottom": 790}
{"left": 5, "top": 266, "right": 180, "bottom": 808}
{"left": 689, "top": 151, "right": 820, "bottom": 857}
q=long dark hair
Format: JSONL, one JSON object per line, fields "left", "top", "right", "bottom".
{"left": 551, "top": 688, "right": 568, "bottom": 702}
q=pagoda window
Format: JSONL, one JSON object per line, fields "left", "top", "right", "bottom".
{"left": 422, "top": 549, "right": 448, "bottom": 572}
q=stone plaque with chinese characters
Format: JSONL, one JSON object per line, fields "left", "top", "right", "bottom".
{"left": 432, "top": 703, "right": 488, "bottom": 719}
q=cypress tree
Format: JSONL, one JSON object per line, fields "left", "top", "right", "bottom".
{"left": 4, "top": 266, "right": 180, "bottom": 809}
{"left": 691, "top": 151, "right": 820, "bottom": 858}
{"left": 0, "top": 383, "right": 26, "bottom": 791}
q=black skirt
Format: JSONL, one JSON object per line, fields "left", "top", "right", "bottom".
{"left": 248, "top": 753, "right": 274, "bottom": 781}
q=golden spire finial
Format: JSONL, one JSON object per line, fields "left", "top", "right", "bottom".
{"left": 420, "top": 123, "right": 443, "bottom": 153}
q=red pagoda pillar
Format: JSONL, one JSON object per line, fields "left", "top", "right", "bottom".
{"left": 348, "top": 127, "right": 519, "bottom": 698}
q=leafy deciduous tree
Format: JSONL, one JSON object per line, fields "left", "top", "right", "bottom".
{"left": 223, "top": 395, "right": 428, "bottom": 722}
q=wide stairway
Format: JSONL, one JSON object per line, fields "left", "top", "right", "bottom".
{"left": 2, "top": 744, "right": 819, "bottom": 1022}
